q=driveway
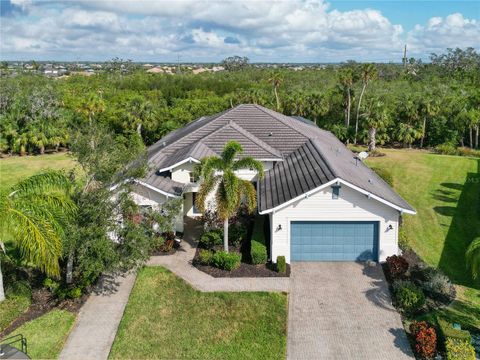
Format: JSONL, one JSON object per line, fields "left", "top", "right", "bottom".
{"left": 287, "top": 262, "right": 413, "bottom": 359}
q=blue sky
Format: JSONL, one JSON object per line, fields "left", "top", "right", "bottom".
{"left": 1, "top": 0, "right": 479, "bottom": 62}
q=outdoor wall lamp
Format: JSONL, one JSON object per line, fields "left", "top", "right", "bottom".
{"left": 276, "top": 224, "right": 282, "bottom": 231}
{"left": 387, "top": 224, "right": 393, "bottom": 231}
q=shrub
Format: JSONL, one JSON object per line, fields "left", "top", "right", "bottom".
{"left": 6, "top": 279, "right": 31, "bottom": 299}
{"left": 212, "top": 251, "right": 241, "bottom": 271}
{"left": 445, "top": 338, "right": 476, "bottom": 360}
{"left": 411, "top": 265, "right": 455, "bottom": 302}
{"left": 410, "top": 321, "right": 437, "bottom": 359}
{"left": 392, "top": 280, "right": 425, "bottom": 314}
{"left": 229, "top": 223, "right": 247, "bottom": 247}
{"left": 435, "top": 143, "right": 458, "bottom": 156}
{"left": 437, "top": 318, "right": 472, "bottom": 344}
{"left": 386, "top": 255, "right": 409, "bottom": 279}
{"left": 372, "top": 167, "right": 394, "bottom": 186}
{"left": 199, "top": 229, "right": 223, "bottom": 249}
{"left": 250, "top": 216, "right": 267, "bottom": 265}
{"left": 68, "top": 287, "right": 82, "bottom": 299}
{"left": 43, "top": 278, "right": 60, "bottom": 293}
{"left": 198, "top": 249, "right": 214, "bottom": 265}
{"left": 276, "top": 256, "right": 286, "bottom": 274}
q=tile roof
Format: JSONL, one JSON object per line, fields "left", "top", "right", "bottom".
{"left": 140, "top": 174, "right": 184, "bottom": 196}
{"left": 142, "top": 104, "right": 415, "bottom": 212}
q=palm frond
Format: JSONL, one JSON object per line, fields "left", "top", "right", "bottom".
{"left": 11, "top": 170, "right": 72, "bottom": 198}
{"left": 240, "top": 180, "right": 257, "bottom": 213}
{"left": 232, "top": 156, "right": 265, "bottom": 179}
{"left": 466, "top": 237, "right": 480, "bottom": 279}
{"left": 198, "top": 156, "right": 224, "bottom": 179}
{"left": 195, "top": 175, "right": 220, "bottom": 212}
{"left": 221, "top": 141, "right": 243, "bottom": 165}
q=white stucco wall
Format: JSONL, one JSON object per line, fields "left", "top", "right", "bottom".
{"left": 269, "top": 184, "right": 400, "bottom": 263}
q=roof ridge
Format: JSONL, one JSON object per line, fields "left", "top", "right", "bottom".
{"left": 228, "top": 121, "right": 283, "bottom": 158}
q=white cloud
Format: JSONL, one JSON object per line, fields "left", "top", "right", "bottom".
{"left": 0, "top": 1, "right": 478, "bottom": 62}
{"left": 408, "top": 13, "right": 480, "bottom": 55}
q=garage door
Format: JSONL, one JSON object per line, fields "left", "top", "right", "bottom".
{"left": 290, "top": 221, "right": 378, "bottom": 261}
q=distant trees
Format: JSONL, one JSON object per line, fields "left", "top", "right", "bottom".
{"left": 221, "top": 56, "right": 250, "bottom": 71}
{"left": 354, "top": 63, "right": 377, "bottom": 144}
{"left": 361, "top": 98, "right": 391, "bottom": 151}
{"left": 338, "top": 67, "right": 355, "bottom": 129}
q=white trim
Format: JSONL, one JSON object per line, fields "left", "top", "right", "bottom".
{"left": 259, "top": 179, "right": 338, "bottom": 214}
{"left": 134, "top": 179, "right": 182, "bottom": 198}
{"left": 158, "top": 157, "right": 200, "bottom": 172}
{"left": 259, "top": 177, "right": 416, "bottom": 215}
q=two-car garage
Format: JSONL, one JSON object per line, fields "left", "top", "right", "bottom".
{"left": 290, "top": 221, "right": 379, "bottom": 262}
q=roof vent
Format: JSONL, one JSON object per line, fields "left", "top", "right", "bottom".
{"left": 368, "top": 179, "right": 374, "bottom": 184}
{"left": 268, "top": 132, "right": 273, "bottom": 137}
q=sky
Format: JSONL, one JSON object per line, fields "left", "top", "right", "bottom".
{"left": 0, "top": 0, "right": 479, "bottom": 63}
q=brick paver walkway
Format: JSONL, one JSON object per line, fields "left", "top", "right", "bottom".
{"left": 287, "top": 262, "right": 414, "bottom": 360}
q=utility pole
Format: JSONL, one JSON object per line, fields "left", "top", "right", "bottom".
{"left": 402, "top": 45, "right": 407, "bottom": 69}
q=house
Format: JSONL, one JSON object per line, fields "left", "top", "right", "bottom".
{"left": 132, "top": 104, "right": 415, "bottom": 263}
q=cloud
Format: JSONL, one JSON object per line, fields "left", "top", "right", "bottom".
{"left": 408, "top": 13, "right": 480, "bottom": 55}
{"left": 0, "top": 1, "right": 478, "bottom": 62}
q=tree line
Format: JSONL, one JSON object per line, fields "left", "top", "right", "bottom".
{"left": 1, "top": 48, "right": 479, "bottom": 156}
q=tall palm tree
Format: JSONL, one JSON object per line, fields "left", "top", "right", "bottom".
{"left": 77, "top": 94, "right": 105, "bottom": 126}
{"left": 338, "top": 67, "right": 355, "bottom": 128}
{"left": 466, "top": 237, "right": 480, "bottom": 279}
{"left": 0, "top": 171, "right": 75, "bottom": 302}
{"left": 418, "top": 94, "right": 440, "bottom": 148}
{"left": 267, "top": 71, "right": 284, "bottom": 111}
{"left": 354, "top": 63, "right": 377, "bottom": 144}
{"left": 195, "top": 141, "right": 264, "bottom": 252}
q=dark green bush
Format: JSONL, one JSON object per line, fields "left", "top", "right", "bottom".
{"left": 229, "top": 223, "right": 247, "bottom": 247}
{"left": 212, "top": 251, "right": 241, "bottom": 271}
{"left": 392, "top": 280, "right": 425, "bottom": 315}
{"left": 250, "top": 216, "right": 267, "bottom": 265}
{"left": 6, "top": 279, "right": 31, "bottom": 299}
{"left": 198, "top": 249, "right": 214, "bottom": 265}
{"left": 372, "top": 167, "right": 394, "bottom": 186}
{"left": 276, "top": 256, "right": 286, "bottom": 274}
{"left": 445, "top": 338, "right": 476, "bottom": 360}
{"left": 68, "top": 287, "right": 82, "bottom": 299}
{"left": 199, "top": 229, "right": 223, "bottom": 249}
{"left": 437, "top": 318, "right": 472, "bottom": 344}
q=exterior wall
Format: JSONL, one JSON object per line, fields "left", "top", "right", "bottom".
{"left": 130, "top": 183, "right": 184, "bottom": 233}
{"left": 171, "top": 162, "right": 197, "bottom": 183}
{"left": 270, "top": 185, "right": 400, "bottom": 263}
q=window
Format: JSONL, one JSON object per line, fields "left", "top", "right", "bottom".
{"left": 189, "top": 172, "right": 198, "bottom": 183}
{"left": 331, "top": 185, "right": 341, "bottom": 199}
{"left": 192, "top": 192, "right": 200, "bottom": 214}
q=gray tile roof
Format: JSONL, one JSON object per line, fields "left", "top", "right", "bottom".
{"left": 140, "top": 173, "right": 184, "bottom": 196}
{"left": 143, "top": 104, "right": 415, "bottom": 212}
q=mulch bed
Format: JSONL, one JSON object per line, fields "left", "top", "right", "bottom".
{"left": 0, "top": 288, "right": 88, "bottom": 339}
{"left": 193, "top": 247, "right": 290, "bottom": 278}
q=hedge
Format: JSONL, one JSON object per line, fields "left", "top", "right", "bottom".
{"left": 437, "top": 318, "right": 472, "bottom": 344}
{"left": 250, "top": 216, "right": 267, "bottom": 265}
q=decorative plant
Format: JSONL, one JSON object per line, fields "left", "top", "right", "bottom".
{"left": 386, "top": 255, "right": 409, "bottom": 279}
{"left": 409, "top": 321, "right": 437, "bottom": 359}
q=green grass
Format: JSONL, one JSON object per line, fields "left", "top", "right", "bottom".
{"left": 367, "top": 148, "right": 480, "bottom": 329}
{"left": 0, "top": 294, "right": 31, "bottom": 332}
{"left": 0, "top": 153, "right": 76, "bottom": 192}
{"left": 9, "top": 310, "right": 76, "bottom": 359}
{"left": 110, "top": 267, "right": 288, "bottom": 359}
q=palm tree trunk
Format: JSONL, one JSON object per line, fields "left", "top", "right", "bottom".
{"left": 469, "top": 127, "right": 473, "bottom": 148}
{"left": 420, "top": 117, "right": 427, "bottom": 148}
{"left": 354, "top": 84, "right": 367, "bottom": 145}
{"left": 274, "top": 87, "right": 280, "bottom": 111}
{"left": 223, "top": 218, "right": 229, "bottom": 252}
{"left": 346, "top": 90, "right": 351, "bottom": 128}
{"left": 136, "top": 123, "right": 142, "bottom": 138}
{"left": 368, "top": 127, "right": 376, "bottom": 152}
{"left": 0, "top": 260, "right": 5, "bottom": 302}
{"left": 475, "top": 125, "right": 479, "bottom": 149}
{"left": 66, "top": 253, "right": 74, "bottom": 284}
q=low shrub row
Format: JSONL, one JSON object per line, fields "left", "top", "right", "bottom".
{"left": 435, "top": 144, "right": 480, "bottom": 158}
{"left": 197, "top": 249, "right": 241, "bottom": 271}
{"left": 251, "top": 216, "right": 267, "bottom": 265}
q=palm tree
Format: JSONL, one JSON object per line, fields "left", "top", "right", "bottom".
{"left": 361, "top": 98, "right": 391, "bottom": 151}
{"left": 396, "top": 123, "right": 422, "bottom": 148}
{"left": 125, "top": 97, "right": 154, "bottom": 138}
{"left": 195, "top": 141, "right": 264, "bottom": 252}
{"left": 77, "top": 94, "right": 105, "bottom": 126}
{"left": 0, "top": 171, "right": 75, "bottom": 302}
{"left": 466, "top": 237, "right": 480, "bottom": 279}
{"left": 354, "top": 63, "right": 377, "bottom": 144}
{"left": 267, "top": 71, "right": 284, "bottom": 111}
{"left": 418, "top": 94, "right": 439, "bottom": 148}
{"left": 338, "top": 67, "right": 355, "bottom": 128}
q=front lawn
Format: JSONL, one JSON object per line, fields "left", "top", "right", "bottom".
{"left": 367, "top": 149, "right": 480, "bottom": 329}
{"left": 109, "top": 267, "right": 288, "bottom": 359}
{"left": 0, "top": 294, "right": 31, "bottom": 332}
{"left": 9, "top": 310, "right": 76, "bottom": 359}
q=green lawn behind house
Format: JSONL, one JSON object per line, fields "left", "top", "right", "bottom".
{"left": 110, "top": 267, "right": 288, "bottom": 360}
{"left": 0, "top": 153, "right": 76, "bottom": 192}
{"left": 367, "top": 149, "right": 480, "bottom": 329}
{"left": 9, "top": 310, "right": 76, "bottom": 359}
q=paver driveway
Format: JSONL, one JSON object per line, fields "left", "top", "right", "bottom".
{"left": 288, "top": 262, "right": 413, "bottom": 360}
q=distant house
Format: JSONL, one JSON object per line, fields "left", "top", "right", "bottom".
{"left": 131, "top": 105, "right": 415, "bottom": 263}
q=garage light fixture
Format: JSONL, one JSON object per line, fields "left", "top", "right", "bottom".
{"left": 276, "top": 224, "right": 282, "bottom": 231}
{"left": 387, "top": 224, "right": 393, "bottom": 231}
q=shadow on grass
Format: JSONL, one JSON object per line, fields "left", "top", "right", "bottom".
{"left": 434, "top": 159, "right": 480, "bottom": 288}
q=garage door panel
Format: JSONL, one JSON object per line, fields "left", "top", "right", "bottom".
{"left": 291, "top": 221, "right": 378, "bottom": 261}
